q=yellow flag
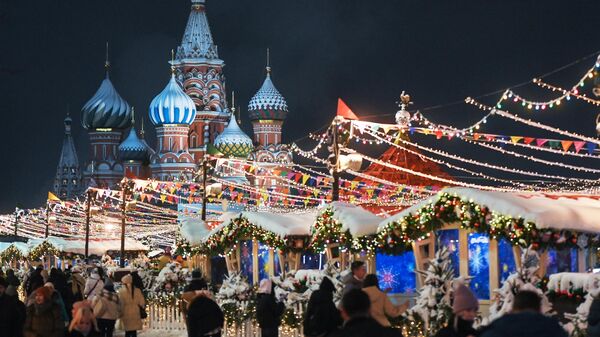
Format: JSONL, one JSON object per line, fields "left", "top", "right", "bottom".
{"left": 47, "top": 192, "right": 61, "bottom": 201}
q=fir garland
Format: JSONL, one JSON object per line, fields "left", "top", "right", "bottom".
{"left": 28, "top": 241, "right": 60, "bottom": 261}
{"left": 0, "top": 245, "right": 23, "bottom": 263}
{"left": 377, "top": 193, "right": 597, "bottom": 255}
{"left": 281, "top": 307, "right": 303, "bottom": 329}
{"left": 309, "top": 207, "right": 377, "bottom": 254}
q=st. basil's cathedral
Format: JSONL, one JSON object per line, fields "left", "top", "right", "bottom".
{"left": 53, "top": 0, "right": 292, "bottom": 198}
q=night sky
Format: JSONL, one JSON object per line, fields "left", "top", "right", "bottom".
{"left": 2, "top": 0, "right": 600, "bottom": 212}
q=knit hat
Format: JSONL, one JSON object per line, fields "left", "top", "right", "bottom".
{"left": 44, "top": 282, "right": 55, "bottom": 291}
{"left": 452, "top": 284, "right": 479, "bottom": 314}
{"left": 121, "top": 274, "right": 132, "bottom": 285}
{"left": 258, "top": 279, "right": 272, "bottom": 294}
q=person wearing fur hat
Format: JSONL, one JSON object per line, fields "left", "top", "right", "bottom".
{"left": 84, "top": 268, "right": 105, "bottom": 302}
{"left": 256, "top": 279, "right": 285, "bottom": 337}
{"left": 434, "top": 284, "right": 479, "bottom": 337}
{"left": 92, "top": 284, "right": 120, "bottom": 337}
{"left": 117, "top": 274, "right": 145, "bottom": 337}
{"left": 24, "top": 286, "right": 64, "bottom": 337}
{"left": 68, "top": 302, "right": 101, "bottom": 337}
{"left": 69, "top": 266, "right": 86, "bottom": 303}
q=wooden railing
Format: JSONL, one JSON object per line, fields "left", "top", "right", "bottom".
{"left": 145, "top": 301, "right": 305, "bottom": 337}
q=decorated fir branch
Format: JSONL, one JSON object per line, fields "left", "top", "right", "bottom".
{"left": 28, "top": 240, "right": 60, "bottom": 261}
{"left": 403, "top": 244, "right": 456, "bottom": 336}
{"left": 215, "top": 271, "right": 256, "bottom": 326}
{"left": 309, "top": 206, "right": 378, "bottom": 254}
{"left": 0, "top": 244, "right": 23, "bottom": 263}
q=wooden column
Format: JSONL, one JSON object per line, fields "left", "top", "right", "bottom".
{"left": 578, "top": 249, "right": 587, "bottom": 273}
{"left": 252, "top": 240, "right": 259, "bottom": 284}
{"left": 489, "top": 238, "right": 499, "bottom": 299}
{"left": 412, "top": 232, "right": 436, "bottom": 288}
{"left": 536, "top": 250, "right": 548, "bottom": 278}
{"left": 458, "top": 229, "right": 469, "bottom": 278}
{"left": 513, "top": 246, "right": 522, "bottom": 269}
{"left": 268, "top": 248, "right": 275, "bottom": 277}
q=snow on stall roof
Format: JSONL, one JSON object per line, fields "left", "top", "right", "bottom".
{"left": 28, "top": 237, "right": 148, "bottom": 256}
{"left": 378, "top": 187, "right": 600, "bottom": 233}
{"left": 0, "top": 242, "right": 30, "bottom": 255}
{"left": 328, "top": 202, "right": 383, "bottom": 236}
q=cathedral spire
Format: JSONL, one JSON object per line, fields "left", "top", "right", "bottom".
{"left": 174, "top": 0, "right": 220, "bottom": 62}
{"left": 53, "top": 111, "right": 82, "bottom": 199}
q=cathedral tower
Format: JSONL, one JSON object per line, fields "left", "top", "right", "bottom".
{"left": 171, "top": 0, "right": 228, "bottom": 163}
{"left": 53, "top": 114, "right": 83, "bottom": 199}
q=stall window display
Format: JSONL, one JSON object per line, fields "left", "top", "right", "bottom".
{"left": 240, "top": 240, "right": 254, "bottom": 282}
{"left": 436, "top": 229, "right": 460, "bottom": 278}
{"left": 468, "top": 233, "right": 490, "bottom": 300}
{"left": 300, "top": 252, "right": 326, "bottom": 270}
{"left": 547, "top": 247, "right": 578, "bottom": 274}
{"left": 211, "top": 256, "right": 227, "bottom": 285}
{"left": 497, "top": 238, "right": 517, "bottom": 284}
{"left": 375, "top": 251, "right": 416, "bottom": 294}
{"left": 258, "top": 243, "right": 270, "bottom": 280}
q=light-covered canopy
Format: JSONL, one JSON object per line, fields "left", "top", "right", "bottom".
{"left": 378, "top": 187, "right": 600, "bottom": 233}
{"left": 28, "top": 237, "right": 148, "bottom": 256}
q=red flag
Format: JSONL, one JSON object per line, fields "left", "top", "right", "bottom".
{"left": 337, "top": 98, "right": 359, "bottom": 120}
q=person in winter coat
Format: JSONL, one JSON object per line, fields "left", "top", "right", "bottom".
{"left": 0, "top": 277, "right": 22, "bottom": 337}
{"left": 24, "top": 286, "right": 64, "bottom": 337}
{"left": 130, "top": 271, "right": 145, "bottom": 296}
{"left": 303, "top": 276, "right": 343, "bottom": 337}
{"left": 50, "top": 268, "right": 71, "bottom": 310}
{"left": 184, "top": 269, "right": 208, "bottom": 292}
{"left": 117, "top": 274, "right": 145, "bottom": 337}
{"left": 68, "top": 301, "right": 101, "bottom": 337}
{"left": 434, "top": 284, "right": 479, "bottom": 337}
{"left": 45, "top": 282, "right": 70, "bottom": 325}
{"left": 329, "top": 288, "right": 401, "bottom": 337}
{"left": 26, "top": 265, "right": 45, "bottom": 297}
{"left": 480, "top": 290, "right": 567, "bottom": 337}
{"left": 92, "top": 284, "right": 120, "bottom": 337}
{"left": 342, "top": 261, "right": 367, "bottom": 295}
{"left": 588, "top": 295, "right": 600, "bottom": 337}
{"left": 256, "top": 279, "right": 285, "bottom": 337}
{"left": 84, "top": 269, "right": 104, "bottom": 302}
{"left": 70, "top": 266, "right": 86, "bottom": 303}
{"left": 184, "top": 280, "right": 224, "bottom": 337}
{"left": 6, "top": 268, "right": 21, "bottom": 297}
{"left": 362, "top": 274, "right": 409, "bottom": 327}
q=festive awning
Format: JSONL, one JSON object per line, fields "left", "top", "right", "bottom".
{"left": 378, "top": 187, "right": 600, "bottom": 233}
{"left": 28, "top": 237, "right": 149, "bottom": 256}
{"left": 328, "top": 202, "right": 383, "bottom": 236}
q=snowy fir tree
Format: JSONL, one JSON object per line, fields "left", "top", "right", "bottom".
{"left": 403, "top": 245, "right": 456, "bottom": 336}
{"left": 564, "top": 278, "right": 600, "bottom": 337}
{"left": 487, "top": 247, "right": 552, "bottom": 323}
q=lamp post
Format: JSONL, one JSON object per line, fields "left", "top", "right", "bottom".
{"left": 45, "top": 202, "right": 50, "bottom": 238}
{"left": 84, "top": 189, "right": 94, "bottom": 261}
{"left": 201, "top": 158, "right": 208, "bottom": 221}
{"left": 13, "top": 207, "right": 19, "bottom": 236}
{"left": 329, "top": 117, "right": 342, "bottom": 201}
{"left": 120, "top": 178, "right": 134, "bottom": 268}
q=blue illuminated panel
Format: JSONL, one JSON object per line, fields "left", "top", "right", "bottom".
{"left": 300, "top": 252, "right": 326, "bottom": 270}
{"left": 497, "top": 238, "right": 516, "bottom": 284}
{"left": 240, "top": 240, "right": 253, "bottom": 282}
{"left": 258, "top": 243, "right": 270, "bottom": 281}
{"left": 547, "top": 248, "right": 578, "bottom": 274}
{"left": 468, "top": 233, "right": 490, "bottom": 299}
{"left": 436, "top": 229, "right": 460, "bottom": 277}
{"left": 375, "top": 251, "right": 416, "bottom": 294}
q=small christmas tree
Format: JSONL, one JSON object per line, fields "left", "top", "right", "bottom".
{"left": 404, "top": 245, "right": 456, "bottom": 336}
{"left": 487, "top": 248, "right": 552, "bottom": 322}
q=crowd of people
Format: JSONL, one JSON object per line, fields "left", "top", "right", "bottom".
{"left": 2, "top": 260, "right": 600, "bottom": 337}
{"left": 0, "top": 265, "right": 146, "bottom": 337}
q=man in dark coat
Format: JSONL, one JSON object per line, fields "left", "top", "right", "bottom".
{"left": 186, "top": 294, "right": 224, "bottom": 337}
{"left": 329, "top": 288, "right": 401, "bottom": 337}
{"left": 0, "top": 277, "right": 22, "bottom": 337}
{"left": 26, "top": 265, "right": 45, "bottom": 296}
{"left": 303, "top": 277, "right": 343, "bottom": 336}
{"left": 256, "top": 279, "right": 285, "bottom": 337}
{"left": 342, "top": 261, "right": 367, "bottom": 295}
{"left": 480, "top": 290, "right": 567, "bottom": 337}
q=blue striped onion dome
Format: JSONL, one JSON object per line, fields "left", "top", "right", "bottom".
{"left": 149, "top": 74, "right": 197, "bottom": 125}
{"left": 119, "top": 127, "right": 148, "bottom": 161}
{"left": 248, "top": 72, "right": 288, "bottom": 121}
{"left": 214, "top": 116, "right": 254, "bottom": 158}
{"left": 82, "top": 74, "right": 132, "bottom": 129}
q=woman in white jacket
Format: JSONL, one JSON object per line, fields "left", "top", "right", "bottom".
{"left": 117, "top": 274, "right": 145, "bottom": 337}
{"left": 84, "top": 268, "right": 104, "bottom": 302}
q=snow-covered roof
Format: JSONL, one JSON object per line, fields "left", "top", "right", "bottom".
{"left": 378, "top": 187, "right": 600, "bottom": 233}
{"left": 0, "top": 242, "right": 30, "bottom": 255}
{"left": 28, "top": 237, "right": 148, "bottom": 256}
{"left": 328, "top": 202, "right": 383, "bottom": 236}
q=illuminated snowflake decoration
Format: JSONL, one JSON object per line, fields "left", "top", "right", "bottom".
{"left": 469, "top": 245, "right": 485, "bottom": 274}
{"left": 377, "top": 267, "right": 400, "bottom": 290}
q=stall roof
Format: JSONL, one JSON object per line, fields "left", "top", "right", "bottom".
{"left": 378, "top": 187, "right": 600, "bottom": 233}
{"left": 28, "top": 237, "right": 148, "bottom": 256}
{"left": 329, "top": 202, "right": 383, "bottom": 236}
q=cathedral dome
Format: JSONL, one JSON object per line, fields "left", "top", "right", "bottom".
{"left": 82, "top": 73, "right": 132, "bottom": 130}
{"left": 119, "top": 126, "right": 148, "bottom": 162}
{"left": 149, "top": 74, "right": 197, "bottom": 125}
{"left": 214, "top": 115, "right": 254, "bottom": 158}
{"left": 248, "top": 71, "right": 288, "bottom": 121}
